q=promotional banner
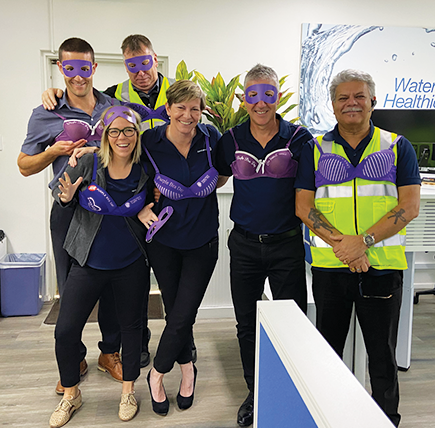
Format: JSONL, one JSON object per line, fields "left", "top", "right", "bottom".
{"left": 300, "top": 24, "right": 435, "bottom": 136}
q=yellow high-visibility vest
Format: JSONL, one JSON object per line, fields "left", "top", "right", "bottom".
{"left": 310, "top": 127, "right": 407, "bottom": 270}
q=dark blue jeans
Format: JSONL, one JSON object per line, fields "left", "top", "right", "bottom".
{"left": 312, "top": 269, "right": 403, "bottom": 427}
{"left": 146, "top": 236, "right": 218, "bottom": 373}
{"left": 228, "top": 227, "right": 307, "bottom": 392}
{"left": 55, "top": 256, "right": 149, "bottom": 387}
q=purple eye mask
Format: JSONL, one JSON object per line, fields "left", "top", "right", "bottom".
{"left": 245, "top": 84, "right": 278, "bottom": 104}
{"left": 146, "top": 206, "right": 174, "bottom": 243}
{"left": 62, "top": 59, "right": 93, "bottom": 78}
{"left": 124, "top": 55, "right": 153, "bottom": 73}
{"left": 126, "top": 103, "right": 170, "bottom": 123}
{"left": 102, "top": 106, "right": 138, "bottom": 126}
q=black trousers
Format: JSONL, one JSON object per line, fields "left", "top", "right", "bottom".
{"left": 312, "top": 269, "right": 403, "bottom": 427}
{"left": 146, "top": 237, "right": 218, "bottom": 374}
{"left": 50, "top": 202, "right": 150, "bottom": 356}
{"left": 228, "top": 228, "right": 307, "bottom": 392}
{"left": 55, "top": 256, "right": 149, "bottom": 387}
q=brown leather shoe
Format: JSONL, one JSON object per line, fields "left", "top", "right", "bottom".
{"left": 55, "top": 359, "right": 88, "bottom": 395}
{"left": 98, "top": 352, "right": 123, "bottom": 382}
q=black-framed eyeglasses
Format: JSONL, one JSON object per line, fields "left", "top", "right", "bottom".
{"left": 107, "top": 127, "right": 137, "bottom": 138}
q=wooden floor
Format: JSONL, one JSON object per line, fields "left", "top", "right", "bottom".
{"left": 0, "top": 296, "right": 434, "bottom": 428}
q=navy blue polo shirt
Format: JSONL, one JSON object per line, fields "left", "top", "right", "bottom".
{"left": 21, "top": 89, "right": 117, "bottom": 189}
{"left": 215, "top": 115, "right": 314, "bottom": 234}
{"left": 142, "top": 123, "right": 221, "bottom": 250}
{"left": 294, "top": 121, "right": 421, "bottom": 276}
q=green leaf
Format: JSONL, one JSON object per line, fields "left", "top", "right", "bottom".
{"left": 176, "top": 60, "right": 188, "bottom": 81}
{"left": 194, "top": 71, "right": 213, "bottom": 95}
{"left": 214, "top": 73, "right": 226, "bottom": 92}
{"left": 278, "top": 75, "right": 289, "bottom": 89}
{"left": 279, "top": 103, "right": 298, "bottom": 118}
{"left": 278, "top": 92, "right": 295, "bottom": 109}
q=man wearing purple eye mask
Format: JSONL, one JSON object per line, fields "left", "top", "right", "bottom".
{"left": 18, "top": 37, "right": 125, "bottom": 394}
{"left": 215, "top": 64, "right": 313, "bottom": 427}
{"left": 295, "top": 69, "right": 421, "bottom": 426}
{"left": 104, "top": 34, "right": 175, "bottom": 131}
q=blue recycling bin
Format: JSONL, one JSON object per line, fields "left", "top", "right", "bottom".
{"left": 0, "top": 253, "right": 46, "bottom": 316}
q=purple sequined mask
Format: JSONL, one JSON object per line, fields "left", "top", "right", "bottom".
{"left": 102, "top": 106, "right": 138, "bottom": 126}
{"left": 245, "top": 84, "right": 278, "bottom": 104}
{"left": 124, "top": 55, "right": 154, "bottom": 73}
{"left": 62, "top": 60, "right": 93, "bottom": 78}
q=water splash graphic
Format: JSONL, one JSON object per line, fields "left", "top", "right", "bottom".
{"left": 300, "top": 25, "right": 381, "bottom": 135}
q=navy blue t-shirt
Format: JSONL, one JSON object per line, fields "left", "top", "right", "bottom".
{"left": 215, "top": 115, "right": 313, "bottom": 234}
{"left": 142, "top": 123, "right": 221, "bottom": 250}
{"left": 86, "top": 163, "right": 143, "bottom": 270}
{"left": 294, "top": 121, "right": 421, "bottom": 275}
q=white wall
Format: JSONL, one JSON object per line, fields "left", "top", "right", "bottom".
{"left": 1, "top": 0, "right": 434, "bottom": 294}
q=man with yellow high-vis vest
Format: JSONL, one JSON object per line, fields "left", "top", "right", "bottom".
{"left": 295, "top": 69, "right": 421, "bottom": 427}
{"left": 103, "top": 34, "right": 175, "bottom": 131}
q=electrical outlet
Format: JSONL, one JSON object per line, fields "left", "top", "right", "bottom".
{"left": 418, "top": 144, "right": 430, "bottom": 167}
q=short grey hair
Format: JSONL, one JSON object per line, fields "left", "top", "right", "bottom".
{"left": 329, "top": 69, "right": 376, "bottom": 102}
{"left": 244, "top": 64, "right": 279, "bottom": 90}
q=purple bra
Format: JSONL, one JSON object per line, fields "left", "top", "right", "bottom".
{"left": 145, "top": 136, "right": 218, "bottom": 201}
{"left": 53, "top": 111, "right": 103, "bottom": 142}
{"left": 79, "top": 154, "right": 146, "bottom": 216}
{"left": 229, "top": 126, "right": 301, "bottom": 180}
{"left": 125, "top": 103, "right": 170, "bottom": 123}
{"left": 315, "top": 134, "right": 400, "bottom": 187}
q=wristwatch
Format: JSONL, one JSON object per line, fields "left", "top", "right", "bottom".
{"left": 362, "top": 232, "right": 375, "bottom": 248}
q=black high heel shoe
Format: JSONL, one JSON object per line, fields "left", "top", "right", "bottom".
{"left": 147, "top": 369, "right": 169, "bottom": 416}
{"left": 177, "top": 364, "right": 197, "bottom": 410}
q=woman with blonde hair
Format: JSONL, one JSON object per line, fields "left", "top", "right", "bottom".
{"left": 49, "top": 105, "right": 154, "bottom": 427}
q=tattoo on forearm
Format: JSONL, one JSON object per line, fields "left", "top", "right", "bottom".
{"left": 387, "top": 208, "right": 406, "bottom": 225}
{"left": 308, "top": 208, "right": 335, "bottom": 233}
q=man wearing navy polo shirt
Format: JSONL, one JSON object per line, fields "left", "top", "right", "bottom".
{"left": 18, "top": 37, "right": 123, "bottom": 392}
{"left": 295, "top": 69, "right": 421, "bottom": 426}
{"left": 215, "top": 64, "right": 312, "bottom": 427}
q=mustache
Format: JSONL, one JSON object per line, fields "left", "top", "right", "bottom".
{"left": 342, "top": 107, "right": 363, "bottom": 113}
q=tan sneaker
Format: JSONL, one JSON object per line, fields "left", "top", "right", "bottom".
{"left": 98, "top": 352, "right": 123, "bottom": 382}
{"left": 49, "top": 390, "right": 82, "bottom": 428}
{"left": 119, "top": 392, "right": 138, "bottom": 421}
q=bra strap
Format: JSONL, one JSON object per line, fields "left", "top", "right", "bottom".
{"left": 92, "top": 153, "right": 98, "bottom": 181}
{"left": 144, "top": 146, "right": 160, "bottom": 174}
{"left": 52, "top": 111, "right": 66, "bottom": 121}
{"left": 204, "top": 136, "right": 213, "bottom": 168}
{"left": 229, "top": 128, "right": 240, "bottom": 151}
{"left": 285, "top": 125, "right": 302, "bottom": 148}
{"left": 314, "top": 139, "right": 324, "bottom": 154}
{"left": 389, "top": 135, "right": 402, "bottom": 149}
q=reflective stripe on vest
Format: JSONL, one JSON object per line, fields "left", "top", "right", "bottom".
{"left": 316, "top": 183, "right": 398, "bottom": 199}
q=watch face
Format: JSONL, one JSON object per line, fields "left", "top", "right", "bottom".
{"left": 364, "top": 234, "right": 375, "bottom": 247}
